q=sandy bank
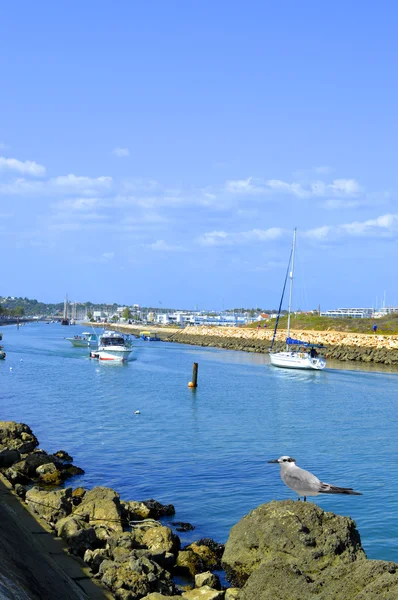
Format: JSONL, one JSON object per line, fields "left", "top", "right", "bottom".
{"left": 93, "top": 324, "right": 398, "bottom": 365}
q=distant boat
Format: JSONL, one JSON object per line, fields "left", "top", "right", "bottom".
{"left": 90, "top": 330, "right": 132, "bottom": 362}
{"left": 269, "top": 228, "right": 326, "bottom": 371}
{"left": 66, "top": 332, "right": 98, "bottom": 347}
{"left": 61, "top": 295, "right": 69, "bottom": 326}
{"left": 140, "top": 330, "right": 161, "bottom": 341}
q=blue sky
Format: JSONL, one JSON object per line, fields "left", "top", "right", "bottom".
{"left": 1, "top": 1, "right": 398, "bottom": 310}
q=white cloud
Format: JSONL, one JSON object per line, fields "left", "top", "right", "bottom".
{"left": 266, "top": 179, "right": 309, "bottom": 197}
{"left": 223, "top": 176, "right": 362, "bottom": 199}
{"left": 53, "top": 174, "right": 112, "bottom": 190}
{"left": 0, "top": 156, "right": 46, "bottom": 177}
{"left": 144, "top": 239, "right": 184, "bottom": 251}
{"left": 304, "top": 213, "right": 398, "bottom": 241}
{"left": 198, "top": 227, "right": 285, "bottom": 246}
{"left": 0, "top": 174, "right": 113, "bottom": 196}
{"left": 112, "top": 147, "right": 130, "bottom": 157}
{"left": 102, "top": 252, "right": 115, "bottom": 260}
{"left": 198, "top": 230, "right": 230, "bottom": 246}
{"left": 329, "top": 178, "right": 361, "bottom": 195}
{"left": 225, "top": 177, "right": 265, "bottom": 195}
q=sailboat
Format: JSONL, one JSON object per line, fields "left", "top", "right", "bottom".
{"left": 61, "top": 295, "right": 70, "bottom": 326}
{"left": 269, "top": 228, "right": 326, "bottom": 370}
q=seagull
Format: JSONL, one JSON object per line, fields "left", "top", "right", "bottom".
{"left": 268, "top": 456, "right": 362, "bottom": 501}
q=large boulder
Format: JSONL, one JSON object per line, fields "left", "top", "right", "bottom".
{"left": 222, "top": 500, "right": 398, "bottom": 599}
{"left": 0, "top": 421, "right": 38, "bottom": 453}
{"left": 124, "top": 499, "right": 175, "bottom": 522}
{"left": 73, "top": 486, "right": 123, "bottom": 533}
{"left": 142, "top": 525, "right": 180, "bottom": 556}
{"left": 25, "top": 487, "right": 73, "bottom": 525}
{"left": 98, "top": 552, "right": 178, "bottom": 598}
{"left": 56, "top": 515, "right": 98, "bottom": 556}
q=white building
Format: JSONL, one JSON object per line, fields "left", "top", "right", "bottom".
{"left": 320, "top": 308, "right": 374, "bottom": 319}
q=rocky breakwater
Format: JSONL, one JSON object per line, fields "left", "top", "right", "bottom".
{"left": 0, "top": 421, "right": 227, "bottom": 600}
{"left": 167, "top": 326, "right": 398, "bottom": 365}
{"left": 222, "top": 500, "right": 398, "bottom": 599}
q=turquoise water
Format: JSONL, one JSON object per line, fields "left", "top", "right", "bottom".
{"left": 1, "top": 322, "right": 398, "bottom": 562}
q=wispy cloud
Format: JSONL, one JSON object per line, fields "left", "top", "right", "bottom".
{"left": 144, "top": 239, "right": 184, "bottom": 251}
{"left": 223, "top": 176, "right": 362, "bottom": 199}
{"left": 0, "top": 156, "right": 46, "bottom": 177}
{"left": 198, "top": 227, "right": 286, "bottom": 246}
{"left": 112, "top": 147, "right": 130, "bottom": 157}
{"left": 304, "top": 213, "right": 398, "bottom": 241}
{"left": 224, "top": 177, "right": 265, "bottom": 195}
{"left": 0, "top": 174, "right": 112, "bottom": 196}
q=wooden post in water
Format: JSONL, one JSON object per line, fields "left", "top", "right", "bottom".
{"left": 188, "top": 362, "right": 198, "bottom": 388}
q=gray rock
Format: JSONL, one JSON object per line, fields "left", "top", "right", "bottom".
{"left": 222, "top": 500, "right": 398, "bottom": 599}
{"left": 0, "top": 421, "right": 38, "bottom": 454}
{"left": 0, "top": 448, "right": 21, "bottom": 468}
{"left": 56, "top": 515, "right": 98, "bottom": 556}
{"left": 99, "top": 551, "right": 177, "bottom": 598}
{"left": 182, "top": 587, "right": 225, "bottom": 599}
{"left": 224, "top": 590, "right": 240, "bottom": 600}
{"left": 25, "top": 486, "right": 73, "bottom": 525}
{"left": 195, "top": 571, "right": 221, "bottom": 589}
{"left": 72, "top": 486, "right": 123, "bottom": 533}
{"left": 84, "top": 548, "right": 109, "bottom": 573}
{"left": 142, "top": 525, "right": 180, "bottom": 556}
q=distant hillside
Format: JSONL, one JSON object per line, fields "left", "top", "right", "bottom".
{"left": 249, "top": 313, "right": 398, "bottom": 335}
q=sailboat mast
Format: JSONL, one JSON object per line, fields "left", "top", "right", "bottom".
{"left": 286, "top": 228, "right": 297, "bottom": 348}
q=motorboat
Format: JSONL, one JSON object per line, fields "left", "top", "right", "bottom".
{"left": 90, "top": 330, "right": 132, "bottom": 362}
{"left": 140, "top": 330, "right": 161, "bottom": 341}
{"left": 269, "top": 228, "right": 327, "bottom": 371}
{"left": 66, "top": 332, "right": 98, "bottom": 347}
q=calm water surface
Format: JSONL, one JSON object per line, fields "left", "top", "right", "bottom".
{"left": 1, "top": 323, "right": 398, "bottom": 561}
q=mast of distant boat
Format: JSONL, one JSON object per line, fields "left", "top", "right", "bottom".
{"left": 286, "top": 228, "right": 297, "bottom": 351}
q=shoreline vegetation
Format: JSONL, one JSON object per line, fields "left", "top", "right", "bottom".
{"left": 89, "top": 323, "right": 398, "bottom": 366}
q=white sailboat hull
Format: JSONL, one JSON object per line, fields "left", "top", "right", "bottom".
{"left": 270, "top": 351, "right": 326, "bottom": 370}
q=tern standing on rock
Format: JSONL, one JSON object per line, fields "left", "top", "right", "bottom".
{"left": 268, "top": 456, "right": 363, "bottom": 501}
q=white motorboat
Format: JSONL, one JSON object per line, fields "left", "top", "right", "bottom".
{"left": 90, "top": 330, "right": 132, "bottom": 362}
{"left": 66, "top": 332, "right": 98, "bottom": 347}
{"left": 269, "top": 228, "right": 326, "bottom": 371}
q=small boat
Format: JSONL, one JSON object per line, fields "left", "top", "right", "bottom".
{"left": 269, "top": 228, "right": 326, "bottom": 371}
{"left": 90, "top": 330, "right": 132, "bottom": 362}
{"left": 0, "top": 346, "right": 5, "bottom": 360}
{"left": 66, "top": 332, "right": 98, "bottom": 347}
{"left": 140, "top": 330, "right": 161, "bottom": 341}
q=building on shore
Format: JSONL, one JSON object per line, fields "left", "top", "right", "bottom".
{"left": 320, "top": 307, "right": 374, "bottom": 319}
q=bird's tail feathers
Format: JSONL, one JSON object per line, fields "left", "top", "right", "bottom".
{"left": 319, "top": 482, "right": 362, "bottom": 496}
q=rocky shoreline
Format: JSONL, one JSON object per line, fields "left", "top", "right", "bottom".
{"left": 2, "top": 420, "right": 398, "bottom": 599}
{"left": 98, "top": 325, "right": 398, "bottom": 366}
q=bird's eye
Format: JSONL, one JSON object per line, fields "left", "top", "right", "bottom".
{"left": 283, "top": 459, "right": 287, "bottom": 462}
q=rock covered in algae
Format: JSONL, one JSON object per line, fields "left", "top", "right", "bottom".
{"left": 222, "top": 500, "right": 398, "bottom": 599}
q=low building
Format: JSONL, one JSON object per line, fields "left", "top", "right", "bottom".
{"left": 320, "top": 308, "right": 374, "bottom": 319}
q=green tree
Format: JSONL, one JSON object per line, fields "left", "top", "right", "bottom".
{"left": 122, "top": 307, "right": 132, "bottom": 320}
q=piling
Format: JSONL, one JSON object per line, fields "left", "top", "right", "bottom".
{"left": 188, "top": 362, "right": 198, "bottom": 388}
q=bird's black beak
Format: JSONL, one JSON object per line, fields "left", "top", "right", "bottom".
{"left": 267, "top": 459, "right": 279, "bottom": 463}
